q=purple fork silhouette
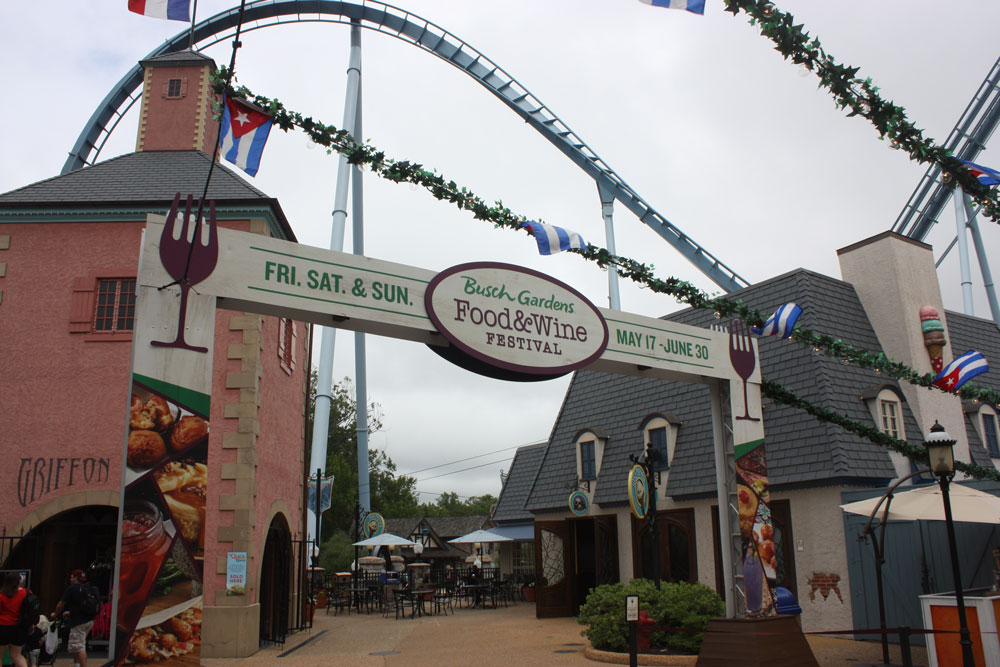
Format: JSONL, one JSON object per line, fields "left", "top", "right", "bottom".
{"left": 729, "top": 319, "right": 760, "bottom": 422}
{"left": 152, "top": 193, "right": 219, "bottom": 353}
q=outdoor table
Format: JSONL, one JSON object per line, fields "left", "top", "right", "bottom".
{"left": 463, "top": 583, "right": 491, "bottom": 608}
{"left": 411, "top": 588, "right": 436, "bottom": 616}
{"left": 347, "top": 585, "right": 372, "bottom": 614}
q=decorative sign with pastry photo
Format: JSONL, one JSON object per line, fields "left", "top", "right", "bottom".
{"left": 115, "top": 379, "right": 209, "bottom": 666}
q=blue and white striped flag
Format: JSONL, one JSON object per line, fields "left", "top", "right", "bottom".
{"left": 933, "top": 350, "right": 988, "bottom": 392}
{"left": 521, "top": 221, "right": 587, "bottom": 255}
{"left": 751, "top": 303, "right": 802, "bottom": 339}
{"left": 638, "top": 0, "right": 705, "bottom": 15}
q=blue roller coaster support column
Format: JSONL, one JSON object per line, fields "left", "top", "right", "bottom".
{"left": 953, "top": 186, "right": 975, "bottom": 315}
{"left": 963, "top": 192, "right": 1000, "bottom": 331}
{"left": 309, "top": 19, "right": 365, "bottom": 544}
{"left": 598, "top": 182, "right": 622, "bottom": 311}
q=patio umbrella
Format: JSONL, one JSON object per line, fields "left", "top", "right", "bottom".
{"left": 840, "top": 484, "right": 1000, "bottom": 523}
{"left": 448, "top": 529, "right": 514, "bottom": 544}
{"left": 353, "top": 532, "right": 418, "bottom": 547}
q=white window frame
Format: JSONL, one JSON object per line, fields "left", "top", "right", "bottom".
{"left": 573, "top": 429, "right": 607, "bottom": 489}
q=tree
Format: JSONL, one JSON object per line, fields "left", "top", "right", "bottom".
{"left": 419, "top": 492, "right": 497, "bottom": 517}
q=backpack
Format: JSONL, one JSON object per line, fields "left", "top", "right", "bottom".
{"left": 77, "top": 584, "right": 101, "bottom": 620}
{"left": 18, "top": 592, "right": 40, "bottom": 629}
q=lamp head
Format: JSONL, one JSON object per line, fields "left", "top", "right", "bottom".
{"left": 925, "top": 420, "right": 957, "bottom": 476}
{"left": 413, "top": 542, "right": 424, "bottom": 556}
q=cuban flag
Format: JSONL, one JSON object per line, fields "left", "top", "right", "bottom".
{"left": 751, "top": 302, "right": 802, "bottom": 339}
{"left": 219, "top": 98, "right": 273, "bottom": 177}
{"left": 638, "top": 0, "right": 706, "bottom": 15}
{"left": 933, "top": 350, "right": 989, "bottom": 392}
{"left": 522, "top": 221, "right": 587, "bottom": 255}
{"left": 128, "top": 0, "right": 190, "bottom": 21}
{"left": 959, "top": 159, "right": 1000, "bottom": 187}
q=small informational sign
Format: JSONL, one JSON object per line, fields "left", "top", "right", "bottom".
{"left": 226, "top": 552, "right": 247, "bottom": 596}
{"left": 626, "top": 595, "right": 639, "bottom": 622}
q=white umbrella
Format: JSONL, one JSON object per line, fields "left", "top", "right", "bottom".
{"left": 353, "top": 532, "right": 418, "bottom": 547}
{"left": 841, "top": 484, "right": 1000, "bottom": 523}
{"left": 448, "top": 529, "right": 513, "bottom": 544}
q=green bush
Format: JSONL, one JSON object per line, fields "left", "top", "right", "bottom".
{"left": 577, "top": 579, "right": 724, "bottom": 655}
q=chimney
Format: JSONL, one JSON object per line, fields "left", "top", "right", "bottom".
{"left": 838, "top": 231, "right": 969, "bottom": 464}
{"left": 135, "top": 51, "right": 219, "bottom": 154}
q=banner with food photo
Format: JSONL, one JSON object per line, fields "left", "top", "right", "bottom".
{"left": 735, "top": 437, "right": 775, "bottom": 617}
{"left": 112, "top": 209, "right": 216, "bottom": 665}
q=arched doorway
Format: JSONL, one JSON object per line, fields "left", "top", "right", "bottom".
{"left": 258, "top": 513, "right": 292, "bottom": 646}
{"left": 2, "top": 505, "right": 118, "bottom": 615}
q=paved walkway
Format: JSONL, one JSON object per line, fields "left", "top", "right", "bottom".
{"left": 202, "top": 602, "right": 928, "bottom": 666}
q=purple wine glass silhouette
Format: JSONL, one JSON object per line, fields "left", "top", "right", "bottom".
{"left": 729, "top": 319, "right": 760, "bottom": 422}
{"left": 151, "top": 193, "right": 218, "bottom": 353}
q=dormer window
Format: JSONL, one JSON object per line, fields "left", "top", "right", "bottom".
{"left": 573, "top": 428, "right": 608, "bottom": 485}
{"left": 638, "top": 413, "right": 681, "bottom": 474}
{"left": 983, "top": 410, "right": 1000, "bottom": 458}
{"left": 880, "top": 399, "right": 901, "bottom": 439}
{"left": 580, "top": 441, "right": 596, "bottom": 481}
{"left": 648, "top": 426, "right": 669, "bottom": 471}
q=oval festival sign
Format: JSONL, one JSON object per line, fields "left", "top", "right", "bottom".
{"left": 425, "top": 262, "right": 609, "bottom": 380}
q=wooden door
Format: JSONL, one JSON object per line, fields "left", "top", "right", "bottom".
{"left": 594, "top": 515, "right": 620, "bottom": 587}
{"left": 534, "top": 520, "right": 573, "bottom": 618}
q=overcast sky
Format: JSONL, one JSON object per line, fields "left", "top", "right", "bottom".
{"left": 4, "top": 1, "right": 1000, "bottom": 507}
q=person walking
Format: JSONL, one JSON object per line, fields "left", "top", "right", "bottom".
{"left": 53, "top": 569, "right": 94, "bottom": 667}
{"left": 0, "top": 571, "right": 28, "bottom": 667}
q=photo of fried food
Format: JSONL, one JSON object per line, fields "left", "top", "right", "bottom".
{"left": 130, "top": 395, "right": 175, "bottom": 432}
{"left": 155, "top": 461, "right": 207, "bottom": 551}
{"left": 126, "top": 387, "right": 210, "bottom": 477}
{"left": 128, "top": 430, "right": 167, "bottom": 467}
{"left": 169, "top": 415, "right": 208, "bottom": 451}
{"left": 737, "top": 484, "right": 758, "bottom": 537}
{"left": 128, "top": 606, "right": 202, "bottom": 664}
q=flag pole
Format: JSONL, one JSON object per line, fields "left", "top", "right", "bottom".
{"left": 188, "top": 0, "right": 198, "bottom": 50}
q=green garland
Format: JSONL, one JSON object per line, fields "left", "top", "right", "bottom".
{"left": 209, "top": 72, "right": 1000, "bottom": 480}
{"left": 722, "top": 0, "right": 1000, "bottom": 224}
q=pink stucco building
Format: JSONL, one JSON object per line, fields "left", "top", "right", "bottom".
{"left": 0, "top": 50, "right": 309, "bottom": 658}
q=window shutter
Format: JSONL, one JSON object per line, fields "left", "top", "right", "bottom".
{"left": 278, "top": 317, "right": 288, "bottom": 361}
{"left": 69, "top": 277, "right": 95, "bottom": 332}
{"left": 290, "top": 320, "right": 298, "bottom": 370}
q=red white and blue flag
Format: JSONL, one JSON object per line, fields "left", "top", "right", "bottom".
{"left": 959, "top": 159, "right": 1000, "bottom": 187}
{"left": 521, "top": 221, "right": 587, "bottom": 255}
{"left": 219, "top": 98, "right": 274, "bottom": 177}
{"left": 638, "top": 0, "right": 706, "bottom": 15}
{"left": 128, "top": 0, "right": 190, "bottom": 21}
{"left": 751, "top": 302, "right": 802, "bottom": 339}
{"left": 933, "top": 350, "right": 989, "bottom": 392}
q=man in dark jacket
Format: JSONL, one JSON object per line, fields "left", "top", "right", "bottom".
{"left": 52, "top": 569, "right": 92, "bottom": 667}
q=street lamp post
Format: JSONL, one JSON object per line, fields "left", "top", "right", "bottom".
{"left": 925, "top": 420, "right": 975, "bottom": 667}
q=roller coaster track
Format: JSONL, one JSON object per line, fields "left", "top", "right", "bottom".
{"left": 64, "top": 0, "right": 749, "bottom": 292}
{"left": 892, "top": 54, "right": 1000, "bottom": 241}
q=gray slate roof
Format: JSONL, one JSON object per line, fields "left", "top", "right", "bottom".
{"left": 491, "top": 443, "right": 546, "bottom": 523}
{"left": 426, "top": 515, "right": 491, "bottom": 539}
{"left": 526, "top": 268, "right": 926, "bottom": 513}
{"left": 0, "top": 151, "right": 295, "bottom": 240}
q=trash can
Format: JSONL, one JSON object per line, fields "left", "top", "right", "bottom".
{"left": 775, "top": 587, "right": 802, "bottom": 615}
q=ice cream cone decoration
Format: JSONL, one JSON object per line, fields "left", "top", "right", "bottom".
{"left": 919, "top": 306, "right": 947, "bottom": 373}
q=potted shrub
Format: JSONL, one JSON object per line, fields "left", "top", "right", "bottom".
{"left": 315, "top": 589, "right": 329, "bottom": 609}
{"left": 577, "top": 579, "right": 723, "bottom": 656}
